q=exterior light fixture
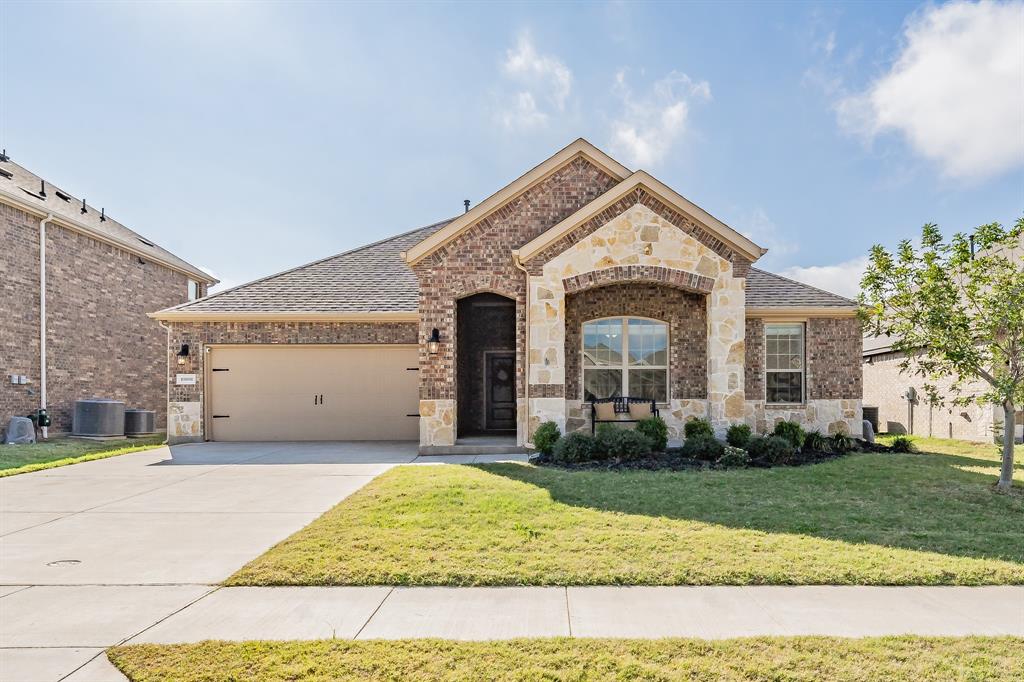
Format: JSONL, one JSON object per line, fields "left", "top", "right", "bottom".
{"left": 427, "top": 328, "right": 441, "bottom": 355}
{"left": 177, "top": 343, "right": 190, "bottom": 365}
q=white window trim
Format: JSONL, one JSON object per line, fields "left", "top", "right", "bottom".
{"left": 582, "top": 316, "right": 670, "bottom": 403}
{"left": 187, "top": 279, "right": 199, "bottom": 301}
{"left": 764, "top": 321, "right": 806, "bottom": 406}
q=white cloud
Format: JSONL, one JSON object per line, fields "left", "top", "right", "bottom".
{"left": 609, "top": 70, "right": 711, "bottom": 167}
{"left": 497, "top": 33, "right": 572, "bottom": 131}
{"left": 732, "top": 208, "right": 798, "bottom": 263}
{"left": 778, "top": 256, "right": 869, "bottom": 300}
{"left": 837, "top": 0, "right": 1024, "bottom": 180}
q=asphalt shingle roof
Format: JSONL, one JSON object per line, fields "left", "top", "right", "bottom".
{"left": 164, "top": 219, "right": 453, "bottom": 314}
{"left": 164, "top": 226, "right": 855, "bottom": 316}
{"left": 0, "top": 157, "right": 214, "bottom": 282}
{"left": 746, "top": 267, "right": 856, "bottom": 308}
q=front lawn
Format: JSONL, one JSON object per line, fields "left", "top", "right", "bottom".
{"left": 228, "top": 441, "right": 1023, "bottom": 586}
{"left": 108, "top": 636, "right": 1024, "bottom": 682}
{"left": 0, "top": 435, "right": 165, "bottom": 476}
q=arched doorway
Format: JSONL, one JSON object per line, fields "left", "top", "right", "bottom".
{"left": 456, "top": 292, "right": 516, "bottom": 437}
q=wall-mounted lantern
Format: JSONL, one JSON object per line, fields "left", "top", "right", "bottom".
{"left": 176, "top": 343, "right": 190, "bottom": 366}
{"left": 427, "top": 328, "right": 441, "bottom": 355}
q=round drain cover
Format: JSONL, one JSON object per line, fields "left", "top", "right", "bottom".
{"left": 46, "top": 559, "right": 81, "bottom": 567}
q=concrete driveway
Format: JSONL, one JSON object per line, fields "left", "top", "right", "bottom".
{"left": 0, "top": 441, "right": 419, "bottom": 681}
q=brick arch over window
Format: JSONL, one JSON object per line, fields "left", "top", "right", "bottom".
{"left": 563, "top": 265, "right": 714, "bottom": 296}
{"left": 565, "top": 282, "right": 708, "bottom": 402}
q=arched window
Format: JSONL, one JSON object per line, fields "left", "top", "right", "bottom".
{"left": 582, "top": 317, "right": 668, "bottom": 402}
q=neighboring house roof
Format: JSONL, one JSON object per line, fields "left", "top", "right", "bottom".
{"left": 153, "top": 219, "right": 453, "bottom": 321}
{"left": 745, "top": 268, "right": 858, "bottom": 314}
{"left": 863, "top": 334, "right": 895, "bottom": 357}
{"left": 153, "top": 224, "right": 857, "bottom": 321}
{"left": 0, "top": 156, "right": 216, "bottom": 283}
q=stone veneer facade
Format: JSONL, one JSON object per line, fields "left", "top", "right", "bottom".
{"left": 1, "top": 202, "right": 200, "bottom": 433}
{"left": 165, "top": 321, "right": 417, "bottom": 441}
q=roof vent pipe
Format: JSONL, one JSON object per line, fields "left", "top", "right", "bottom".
{"left": 0, "top": 149, "right": 8, "bottom": 162}
{"left": 81, "top": 198, "right": 87, "bottom": 214}
{"left": 39, "top": 180, "right": 46, "bottom": 198}
{"left": 100, "top": 207, "right": 106, "bottom": 222}
{"left": 463, "top": 199, "right": 470, "bottom": 213}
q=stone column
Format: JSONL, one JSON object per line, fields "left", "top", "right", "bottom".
{"left": 706, "top": 264, "right": 746, "bottom": 435}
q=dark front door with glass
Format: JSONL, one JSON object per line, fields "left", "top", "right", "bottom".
{"left": 485, "top": 353, "right": 516, "bottom": 431}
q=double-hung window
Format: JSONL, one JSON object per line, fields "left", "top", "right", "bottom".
{"left": 187, "top": 279, "right": 199, "bottom": 301}
{"left": 765, "top": 323, "right": 804, "bottom": 404}
{"left": 582, "top": 317, "right": 668, "bottom": 402}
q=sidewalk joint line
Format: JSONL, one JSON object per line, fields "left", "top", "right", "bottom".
{"left": 353, "top": 587, "right": 395, "bottom": 640}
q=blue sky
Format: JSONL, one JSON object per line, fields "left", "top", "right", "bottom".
{"left": 1, "top": 1, "right": 1021, "bottom": 296}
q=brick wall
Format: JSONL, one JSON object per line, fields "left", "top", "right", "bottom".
{"left": 167, "top": 321, "right": 418, "bottom": 411}
{"left": 1, "top": 203, "right": 192, "bottom": 433}
{"left": 564, "top": 283, "right": 707, "bottom": 401}
{"left": 412, "top": 156, "right": 619, "bottom": 404}
{"left": 807, "top": 317, "right": 862, "bottom": 400}
{"left": 744, "top": 317, "right": 764, "bottom": 400}
{"left": 743, "top": 316, "right": 861, "bottom": 403}
{"left": 862, "top": 350, "right": 996, "bottom": 441}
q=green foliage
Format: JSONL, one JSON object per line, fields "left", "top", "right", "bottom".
{"left": 772, "top": 420, "right": 806, "bottom": 450}
{"left": 803, "top": 430, "right": 832, "bottom": 453}
{"left": 551, "top": 432, "right": 598, "bottom": 463}
{"left": 681, "top": 434, "right": 725, "bottom": 461}
{"left": 726, "top": 423, "right": 752, "bottom": 448}
{"left": 603, "top": 429, "right": 655, "bottom": 460}
{"left": 533, "top": 421, "right": 561, "bottom": 456}
{"left": 830, "top": 432, "right": 855, "bottom": 454}
{"left": 747, "top": 436, "right": 796, "bottom": 464}
{"left": 718, "top": 445, "right": 750, "bottom": 468}
{"left": 683, "top": 417, "right": 714, "bottom": 440}
{"left": 860, "top": 217, "right": 1024, "bottom": 490}
{"left": 890, "top": 435, "right": 917, "bottom": 453}
{"left": 635, "top": 416, "right": 669, "bottom": 451}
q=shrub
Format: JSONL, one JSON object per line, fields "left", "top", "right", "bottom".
{"left": 890, "top": 435, "right": 917, "bottom": 453}
{"left": 635, "top": 416, "right": 669, "bottom": 451}
{"left": 681, "top": 434, "right": 725, "bottom": 461}
{"left": 605, "top": 429, "right": 655, "bottom": 460}
{"left": 747, "top": 435, "right": 795, "bottom": 464}
{"left": 551, "top": 432, "right": 598, "bottom": 463}
{"left": 683, "top": 417, "right": 714, "bottom": 440}
{"left": 725, "top": 423, "right": 752, "bottom": 448}
{"left": 718, "top": 445, "right": 750, "bottom": 468}
{"left": 831, "top": 432, "right": 856, "bottom": 453}
{"left": 772, "top": 420, "right": 806, "bottom": 450}
{"left": 533, "top": 421, "right": 561, "bottom": 456}
{"left": 803, "top": 430, "right": 832, "bottom": 453}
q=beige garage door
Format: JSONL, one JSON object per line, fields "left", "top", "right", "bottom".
{"left": 208, "top": 345, "right": 419, "bottom": 441}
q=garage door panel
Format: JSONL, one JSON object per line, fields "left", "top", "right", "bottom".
{"left": 209, "top": 346, "right": 419, "bottom": 441}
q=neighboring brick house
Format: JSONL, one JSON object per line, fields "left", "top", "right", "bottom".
{"left": 0, "top": 155, "right": 216, "bottom": 435}
{"left": 152, "top": 139, "right": 861, "bottom": 450}
{"left": 863, "top": 338, "right": 1023, "bottom": 444}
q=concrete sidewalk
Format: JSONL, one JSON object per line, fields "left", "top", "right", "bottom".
{"left": 3, "top": 585, "right": 1021, "bottom": 680}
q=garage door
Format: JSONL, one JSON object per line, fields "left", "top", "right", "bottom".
{"left": 208, "top": 346, "right": 419, "bottom": 441}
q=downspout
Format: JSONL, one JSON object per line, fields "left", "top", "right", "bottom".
{"left": 38, "top": 213, "right": 54, "bottom": 439}
{"left": 512, "top": 251, "right": 533, "bottom": 448}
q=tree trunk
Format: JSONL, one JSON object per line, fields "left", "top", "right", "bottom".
{"left": 997, "top": 402, "right": 1016, "bottom": 492}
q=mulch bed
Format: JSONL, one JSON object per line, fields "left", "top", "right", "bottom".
{"left": 533, "top": 440, "right": 894, "bottom": 472}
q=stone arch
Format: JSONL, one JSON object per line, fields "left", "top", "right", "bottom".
{"left": 562, "top": 265, "right": 714, "bottom": 296}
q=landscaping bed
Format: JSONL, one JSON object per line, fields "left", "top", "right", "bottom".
{"left": 108, "top": 636, "right": 1024, "bottom": 681}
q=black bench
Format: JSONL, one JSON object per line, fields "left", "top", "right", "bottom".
{"left": 590, "top": 397, "right": 659, "bottom": 434}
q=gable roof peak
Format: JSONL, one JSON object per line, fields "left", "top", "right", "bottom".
{"left": 402, "top": 138, "right": 632, "bottom": 266}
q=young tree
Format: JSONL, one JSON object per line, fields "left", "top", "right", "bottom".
{"left": 860, "top": 217, "right": 1023, "bottom": 492}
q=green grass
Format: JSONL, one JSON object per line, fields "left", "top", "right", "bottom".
{"left": 108, "top": 637, "right": 1024, "bottom": 681}
{"left": 0, "top": 435, "right": 165, "bottom": 476}
{"left": 228, "top": 440, "right": 1023, "bottom": 586}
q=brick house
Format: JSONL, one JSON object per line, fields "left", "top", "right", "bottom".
{"left": 1, "top": 154, "right": 216, "bottom": 435}
{"left": 152, "top": 140, "right": 861, "bottom": 451}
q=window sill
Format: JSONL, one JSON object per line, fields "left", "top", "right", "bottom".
{"left": 765, "top": 403, "right": 806, "bottom": 409}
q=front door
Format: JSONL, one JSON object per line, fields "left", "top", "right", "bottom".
{"left": 485, "top": 352, "right": 516, "bottom": 431}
